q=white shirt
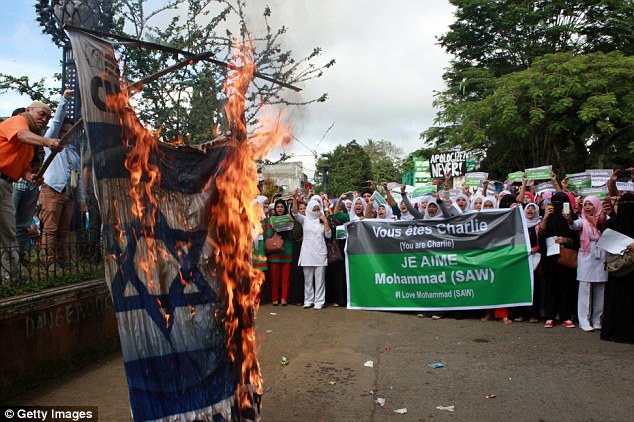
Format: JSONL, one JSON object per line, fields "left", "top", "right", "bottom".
{"left": 294, "top": 212, "right": 331, "bottom": 267}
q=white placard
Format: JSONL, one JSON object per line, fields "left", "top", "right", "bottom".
{"left": 546, "top": 236, "right": 560, "bottom": 256}
{"left": 596, "top": 229, "right": 634, "bottom": 255}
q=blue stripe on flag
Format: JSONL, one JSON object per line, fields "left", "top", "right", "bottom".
{"left": 125, "top": 348, "right": 236, "bottom": 420}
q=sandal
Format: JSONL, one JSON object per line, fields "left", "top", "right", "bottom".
{"left": 513, "top": 316, "right": 525, "bottom": 322}
{"left": 502, "top": 317, "right": 513, "bottom": 325}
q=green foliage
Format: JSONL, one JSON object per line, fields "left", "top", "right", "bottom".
{"left": 362, "top": 139, "right": 404, "bottom": 184}
{"left": 0, "top": 267, "right": 104, "bottom": 299}
{"left": 110, "top": 0, "right": 335, "bottom": 144}
{"left": 0, "top": 73, "right": 62, "bottom": 110}
{"left": 314, "top": 139, "right": 406, "bottom": 196}
{"left": 5, "top": 1, "right": 334, "bottom": 141}
{"left": 427, "top": 0, "right": 634, "bottom": 177}
{"left": 427, "top": 51, "right": 634, "bottom": 177}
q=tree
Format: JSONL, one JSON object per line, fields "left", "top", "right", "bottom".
{"left": 426, "top": 0, "right": 634, "bottom": 176}
{"left": 313, "top": 139, "right": 407, "bottom": 196}
{"left": 2, "top": 0, "right": 335, "bottom": 143}
{"left": 427, "top": 51, "right": 634, "bottom": 177}
{"left": 438, "top": 0, "right": 634, "bottom": 82}
{"left": 314, "top": 140, "right": 373, "bottom": 197}
{"left": 112, "top": 0, "right": 334, "bottom": 143}
{"left": 0, "top": 73, "right": 62, "bottom": 111}
{"left": 362, "top": 139, "right": 404, "bottom": 184}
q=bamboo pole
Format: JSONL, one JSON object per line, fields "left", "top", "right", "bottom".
{"left": 63, "top": 24, "right": 302, "bottom": 92}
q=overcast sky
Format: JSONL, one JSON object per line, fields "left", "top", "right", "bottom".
{"left": 0, "top": 0, "right": 456, "bottom": 180}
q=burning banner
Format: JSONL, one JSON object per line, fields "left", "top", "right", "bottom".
{"left": 68, "top": 28, "right": 289, "bottom": 421}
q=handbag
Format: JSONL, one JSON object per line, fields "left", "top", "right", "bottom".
{"left": 605, "top": 249, "right": 634, "bottom": 278}
{"left": 265, "top": 232, "right": 284, "bottom": 253}
{"left": 327, "top": 239, "right": 343, "bottom": 263}
{"left": 557, "top": 246, "right": 578, "bottom": 269}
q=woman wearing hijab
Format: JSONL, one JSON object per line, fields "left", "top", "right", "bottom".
{"left": 481, "top": 195, "right": 512, "bottom": 324}
{"left": 522, "top": 202, "right": 543, "bottom": 323}
{"left": 470, "top": 195, "right": 485, "bottom": 212}
{"left": 601, "top": 193, "right": 634, "bottom": 343}
{"left": 481, "top": 196, "right": 498, "bottom": 210}
{"left": 423, "top": 197, "right": 448, "bottom": 220}
{"left": 453, "top": 193, "right": 471, "bottom": 213}
{"left": 566, "top": 196, "right": 608, "bottom": 331}
{"left": 328, "top": 195, "right": 352, "bottom": 306}
{"left": 350, "top": 196, "right": 368, "bottom": 222}
{"left": 292, "top": 189, "right": 332, "bottom": 309}
{"left": 540, "top": 191, "right": 580, "bottom": 328}
{"left": 288, "top": 200, "right": 307, "bottom": 305}
{"left": 252, "top": 196, "right": 269, "bottom": 273}
{"left": 265, "top": 199, "right": 295, "bottom": 306}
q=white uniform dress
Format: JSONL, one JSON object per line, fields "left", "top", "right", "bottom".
{"left": 294, "top": 198, "right": 331, "bottom": 309}
{"left": 570, "top": 218, "right": 607, "bottom": 330}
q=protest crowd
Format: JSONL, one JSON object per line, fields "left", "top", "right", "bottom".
{"left": 253, "top": 169, "right": 634, "bottom": 345}
{"left": 2, "top": 94, "right": 633, "bottom": 347}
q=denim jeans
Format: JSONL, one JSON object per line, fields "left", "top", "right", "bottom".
{"left": 12, "top": 184, "right": 39, "bottom": 257}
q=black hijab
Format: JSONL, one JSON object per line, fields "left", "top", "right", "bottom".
{"left": 273, "top": 199, "right": 288, "bottom": 216}
{"left": 544, "top": 191, "right": 579, "bottom": 248}
{"left": 609, "top": 193, "right": 634, "bottom": 238}
{"left": 499, "top": 194, "right": 516, "bottom": 209}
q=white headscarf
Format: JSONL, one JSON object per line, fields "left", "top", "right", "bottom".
{"left": 255, "top": 195, "right": 268, "bottom": 219}
{"left": 306, "top": 197, "right": 323, "bottom": 220}
{"left": 416, "top": 196, "right": 430, "bottom": 214}
{"left": 310, "top": 195, "right": 323, "bottom": 207}
{"left": 377, "top": 204, "right": 394, "bottom": 220}
{"left": 343, "top": 199, "right": 352, "bottom": 212}
{"left": 452, "top": 193, "right": 471, "bottom": 213}
{"left": 482, "top": 196, "right": 498, "bottom": 210}
{"left": 424, "top": 198, "right": 443, "bottom": 220}
{"left": 470, "top": 194, "right": 485, "bottom": 212}
{"left": 524, "top": 202, "right": 541, "bottom": 228}
{"left": 399, "top": 200, "right": 414, "bottom": 221}
{"left": 350, "top": 197, "right": 366, "bottom": 222}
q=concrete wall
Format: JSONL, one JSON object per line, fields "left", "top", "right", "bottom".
{"left": 0, "top": 280, "right": 119, "bottom": 400}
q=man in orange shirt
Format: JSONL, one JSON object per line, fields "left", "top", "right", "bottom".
{"left": 0, "top": 101, "right": 61, "bottom": 282}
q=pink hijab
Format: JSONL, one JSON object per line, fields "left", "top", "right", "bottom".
{"left": 579, "top": 196, "right": 602, "bottom": 254}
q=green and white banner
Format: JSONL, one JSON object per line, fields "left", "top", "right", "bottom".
{"left": 345, "top": 208, "right": 533, "bottom": 310}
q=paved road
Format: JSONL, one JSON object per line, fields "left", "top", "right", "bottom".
{"left": 11, "top": 304, "right": 634, "bottom": 421}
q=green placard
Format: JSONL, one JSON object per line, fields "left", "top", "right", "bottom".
{"left": 525, "top": 165, "right": 552, "bottom": 181}
{"left": 270, "top": 215, "right": 294, "bottom": 232}
{"left": 507, "top": 171, "right": 524, "bottom": 183}
{"left": 465, "top": 172, "right": 488, "bottom": 187}
{"left": 566, "top": 174, "right": 591, "bottom": 192}
{"left": 579, "top": 187, "right": 609, "bottom": 200}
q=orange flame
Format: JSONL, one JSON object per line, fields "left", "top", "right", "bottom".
{"left": 209, "top": 39, "right": 291, "bottom": 417}
{"left": 107, "top": 37, "right": 291, "bottom": 419}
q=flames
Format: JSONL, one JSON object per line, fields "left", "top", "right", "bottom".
{"left": 108, "top": 37, "right": 291, "bottom": 419}
{"left": 209, "top": 39, "right": 292, "bottom": 417}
